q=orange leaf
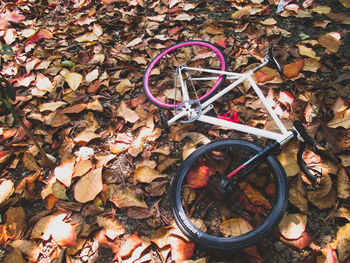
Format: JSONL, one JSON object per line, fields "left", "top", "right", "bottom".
{"left": 118, "top": 232, "right": 142, "bottom": 258}
{"left": 256, "top": 70, "right": 274, "bottom": 83}
{"left": 214, "top": 37, "right": 228, "bottom": 48}
{"left": 283, "top": 60, "right": 304, "bottom": 79}
{"left": 168, "top": 235, "right": 195, "bottom": 263}
{"left": 319, "top": 32, "right": 341, "bottom": 53}
{"left": 46, "top": 194, "right": 59, "bottom": 210}
{"left": 74, "top": 167, "right": 103, "bottom": 203}
{"left": 243, "top": 183, "right": 272, "bottom": 210}
{"left": 220, "top": 218, "right": 253, "bottom": 237}
{"left": 186, "top": 165, "right": 210, "bottom": 188}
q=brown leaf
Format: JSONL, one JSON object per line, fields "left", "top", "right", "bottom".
{"left": 133, "top": 166, "right": 167, "bottom": 184}
{"left": 289, "top": 176, "right": 309, "bottom": 214}
{"left": 243, "top": 183, "right": 272, "bottom": 210}
{"left": 145, "top": 180, "right": 168, "bottom": 197}
{"left": 127, "top": 207, "right": 154, "bottom": 219}
{"left": 3, "top": 248, "right": 26, "bottom": 263}
{"left": 331, "top": 223, "right": 350, "bottom": 262}
{"left": 74, "top": 167, "right": 103, "bottom": 203}
{"left": 116, "top": 101, "right": 139, "bottom": 123}
{"left": 97, "top": 216, "right": 125, "bottom": 240}
{"left": 9, "top": 240, "right": 39, "bottom": 262}
{"left": 319, "top": 32, "right": 341, "bottom": 53}
{"left": 110, "top": 187, "right": 148, "bottom": 209}
{"left": 55, "top": 158, "right": 75, "bottom": 188}
{"left": 4, "top": 207, "right": 26, "bottom": 240}
{"left": 23, "top": 152, "right": 40, "bottom": 171}
{"left": 338, "top": 167, "right": 350, "bottom": 199}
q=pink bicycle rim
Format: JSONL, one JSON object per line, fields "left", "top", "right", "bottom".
{"left": 144, "top": 41, "right": 226, "bottom": 109}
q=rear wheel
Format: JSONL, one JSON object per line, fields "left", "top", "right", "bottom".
{"left": 143, "top": 40, "right": 227, "bottom": 110}
{"left": 170, "top": 139, "right": 288, "bottom": 250}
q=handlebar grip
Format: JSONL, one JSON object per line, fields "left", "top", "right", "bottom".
{"left": 268, "top": 45, "right": 283, "bottom": 76}
{"left": 293, "top": 120, "right": 315, "bottom": 146}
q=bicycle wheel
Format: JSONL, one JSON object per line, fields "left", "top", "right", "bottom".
{"left": 143, "top": 40, "right": 227, "bottom": 110}
{"left": 170, "top": 139, "right": 288, "bottom": 250}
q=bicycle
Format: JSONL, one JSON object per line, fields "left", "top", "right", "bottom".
{"left": 142, "top": 40, "right": 323, "bottom": 251}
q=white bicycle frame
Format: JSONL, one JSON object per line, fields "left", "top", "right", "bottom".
{"left": 165, "top": 63, "right": 294, "bottom": 144}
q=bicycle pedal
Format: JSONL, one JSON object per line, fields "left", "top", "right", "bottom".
{"left": 218, "top": 110, "right": 240, "bottom": 123}
{"left": 153, "top": 110, "right": 169, "bottom": 129}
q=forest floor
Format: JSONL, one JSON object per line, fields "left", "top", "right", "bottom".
{"left": 0, "top": 0, "right": 349, "bottom": 262}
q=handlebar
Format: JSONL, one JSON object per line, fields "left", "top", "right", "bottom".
{"left": 293, "top": 120, "right": 321, "bottom": 183}
{"left": 267, "top": 45, "right": 284, "bottom": 76}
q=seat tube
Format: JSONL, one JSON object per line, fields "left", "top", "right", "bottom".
{"left": 178, "top": 66, "right": 190, "bottom": 101}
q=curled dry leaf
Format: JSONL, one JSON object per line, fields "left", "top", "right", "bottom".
{"left": 65, "top": 72, "right": 83, "bottom": 91}
{"left": 97, "top": 216, "right": 125, "bottom": 240}
{"left": 243, "top": 183, "right": 272, "bottom": 210}
{"left": 279, "top": 213, "right": 307, "bottom": 240}
{"left": 116, "top": 101, "right": 139, "bottom": 123}
{"left": 9, "top": 240, "right": 40, "bottom": 262}
{"left": 280, "top": 231, "right": 312, "bottom": 250}
{"left": 327, "top": 108, "right": 350, "bottom": 129}
{"left": 74, "top": 167, "right": 103, "bottom": 203}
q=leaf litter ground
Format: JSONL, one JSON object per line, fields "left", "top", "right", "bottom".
{"left": 0, "top": 0, "right": 350, "bottom": 262}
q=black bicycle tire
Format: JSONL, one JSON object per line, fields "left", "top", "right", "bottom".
{"left": 170, "top": 139, "right": 289, "bottom": 251}
{"left": 143, "top": 40, "right": 228, "bottom": 110}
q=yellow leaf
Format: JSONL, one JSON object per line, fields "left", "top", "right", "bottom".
{"left": 220, "top": 218, "right": 253, "bottom": 237}
{"left": 278, "top": 151, "right": 300, "bottom": 177}
{"left": 332, "top": 223, "right": 350, "bottom": 262}
{"left": 65, "top": 72, "right": 83, "bottom": 91}
{"left": 0, "top": 180, "right": 14, "bottom": 204}
{"left": 297, "top": 45, "right": 320, "bottom": 59}
{"left": 260, "top": 18, "right": 277, "bottom": 25}
{"left": 74, "top": 32, "right": 98, "bottom": 42}
{"left": 116, "top": 79, "right": 133, "bottom": 95}
{"left": 279, "top": 213, "right": 307, "bottom": 239}
{"left": 339, "top": 0, "right": 350, "bottom": 8}
{"left": 74, "top": 167, "right": 103, "bottom": 203}
{"left": 39, "top": 101, "right": 67, "bottom": 112}
{"left": 232, "top": 6, "right": 251, "bottom": 20}
{"left": 311, "top": 5, "right": 331, "bottom": 14}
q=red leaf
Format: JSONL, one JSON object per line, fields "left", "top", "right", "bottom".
{"left": 186, "top": 165, "right": 210, "bottom": 188}
{"left": 26, "top": 33, "right": 43, "bottom": 45}
{"left": 239, "top": 193, "right": 267, "bottom": 216}
{"left": 283, "top": 60, "right": 304, "bottom": 79}
{"left": 169, "top": 26, "right": 182, "bottom": 37}
{"left": 214, "top": 37, "right": 228, "bottom": 48}
{"left": 265, "top": 183, "right": 276, "bottom": 196}
{"left": 280, "top": 231, "right": 312, "bottom": 250}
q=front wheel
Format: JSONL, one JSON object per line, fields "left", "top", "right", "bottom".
{"left": 143, "top": 40, "right": 227, "bottom": 110}
{"left": 170, "top": 139, "right": 288, "bottom": 250}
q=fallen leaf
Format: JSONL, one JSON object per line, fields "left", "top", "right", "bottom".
{"left": 0, "top": 180, "right": 14, "bottom": 204}
{"left": 327, "top": 109, "right": 350, "bottom": 129}
{"left": 280, "top": 231, "right": 312, "bottom": 250}
{"left": 337, "top": 167, "right": 350, "bottom": 199}
{"left": 133, "top": 166, "right": 167, "bottom": 184}
{"left": 243, "top": 183, "right": 272, "bottom": 210}
{"left": 9, "top": 240, "right": 39, "bottom": 262}
{"left": 279, "top": 213, "right": 307, "bottom": 239}
{"left": 118, "top": 232, "right": 142, "bottom": 258}
{"left": 186, "top": 165, "right": 210, "bottom": 188}
{"left": 74, "top": 167, "right": 103, "bottom": 203}
{"left": 65, "top": 72, "right": 83, "bottom": 91}
{"left": 319, "top": 32, "right": 341, "bottom": 53}
{"left": 220, "top": 218, "right": 253, "bottom": 237}
{"left": 168, "top": 235, "right": 195, "bottom": 263}
{"left": 331, "top": 223, "right": 350, "bottom": 262}
{"left": 97, "top": 216, "right": 125, "bottom": 240}
{"left": 283, "top": 60, "right": 304, "bottom": 79}
{"left": 116, "top": 101, "right": 139, "bottom": 123}
{"left": 110, "top": 187, "right": 148, "bottom": 209}
{"left": 39, "top": 101, "right": 67, "bottom": 112}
